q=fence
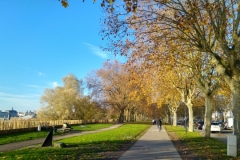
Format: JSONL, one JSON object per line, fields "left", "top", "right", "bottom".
{"left": 0, "top": 119, "right": 115, "bottom": 133}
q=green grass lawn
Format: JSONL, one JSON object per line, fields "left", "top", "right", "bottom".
{"left": 165, "top": 125, "right": 240, "bottom": 160}
{"left": 71, "top": 123, "right": 113, "bottom": 131}
{"left": 0, "top": 123, "right": 113, "bottom": 145}
{"left": 0, "top": 124, "right": 150, "bottom": 160}
{"left": 0, "top": 130, "right": 60, "bottom": 145}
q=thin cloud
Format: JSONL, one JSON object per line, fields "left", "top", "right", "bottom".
{"left": 37, "top": 71, "right": 46, "bottom": 77}
{"left": 83, "top": 43, "right": 109, "bottom": 59}
{"left": 22, "top": 84, "right": 44, "bottom": 89}
{"left": 0, "top": 92, "right": 39, "bottom": 99}
{"left": 0, "top": 86, "right": 14, "bottom": 90}
{"left": 52, "top": 82, "right": 59, "bottom": 88}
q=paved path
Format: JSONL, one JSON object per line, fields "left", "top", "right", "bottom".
{"left": 118, "top": 125, "right": 182, "bottom": 160}
{"left": 0, "top": 124, "right": 122, "bottom": 152}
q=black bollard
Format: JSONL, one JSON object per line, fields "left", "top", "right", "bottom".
{"left": 42, "top": 129, "right": 53, "bottom": 147}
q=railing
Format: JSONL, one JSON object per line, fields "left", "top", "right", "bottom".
{"left": 0, "top": 119, "right": 115, "bottom": 131}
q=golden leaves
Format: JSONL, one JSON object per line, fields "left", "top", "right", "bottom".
{"left": 109, "top": 0, "right": 113, "bottom": 4}
{"left": 61, "top": 0, "right": 69, "bottom": 8}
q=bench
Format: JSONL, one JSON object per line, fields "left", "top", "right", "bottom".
{"left": 57, "top": 123, "right": 71, "bottom": 133}
{"left": 57, "top": 128, "right": 70, "bottom": 133}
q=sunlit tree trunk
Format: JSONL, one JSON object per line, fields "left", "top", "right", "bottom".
{"left": 179, "top": 88, "right": 195, "bottom": 132}
{"left": 173, "top": 111, "right": 177, "bottom": 126}
{"left": 168, "top": 103, "right": 179, "bottom": 126}
{"left": 126, "top": 109, "right": 130, "bottom": 122}
{"left": 203, "top": 95, "right": 213, "bottom": 138}
{"left": 186, "top": 101, "right": 194, "bottom": 132}
{"left": 194, "top": 73, "right": 220, "bottom": 138}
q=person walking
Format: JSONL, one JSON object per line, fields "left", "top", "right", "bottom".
{"left": 159, "top": 118, "right": 162, "bottom": 130}
{"left": 157, "top": 118, "right": 162, "bottom": 131}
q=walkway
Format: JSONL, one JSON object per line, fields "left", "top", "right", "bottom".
{"left": 118, "top": 125, "right": 182, "bottom": 160}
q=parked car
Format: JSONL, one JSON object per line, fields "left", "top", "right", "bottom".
{"left": 177, "top": 120, "right": 183, "bottom": 125}
{"left": 211, "top": 122, "right": 221, "bottom": 133}
{"left": 202, "top": 122, "right": 221, "bottom": 133}
{"left": 195, "top": 121, "right": 204, "bottom": 130}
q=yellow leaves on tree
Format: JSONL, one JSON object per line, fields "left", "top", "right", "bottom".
{"left": 61, "top": 0, "right": 69, "bottom": 8}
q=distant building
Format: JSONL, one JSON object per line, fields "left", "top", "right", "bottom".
{"left": 5, "top": 108, "right": 19, "bottom": 118}
{"left": 0, "top": 108, "right": 19, "bottom": 120}
{"left": 21, "top": 114, "right": 37, "bottom": 120}
{"left": 18, "top": 112, "right": 24, "bottom": 117}
{"left": 0, "top": 110, "right": 9, "bottom": 120}
{"left": 0, "top": 109, "right": 38, "bottom": 120}
{"left": 24, "top": 110, "right": 36, "bottom": 116}
{"left": 21, "top": 110, "right": 37, "bottom": 119}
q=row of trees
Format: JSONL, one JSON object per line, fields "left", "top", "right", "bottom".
{"left": 37, "top": 61, "right": 228, "bottom": 125}
{"left": 37, "top": 69, "right": 152, "bottom": 123}
{"left": 98, "top": 0, "right": 239, "bottom": 143}
{"left": 86, "top": 60, "right": 152, "bottom": 123}
{"left": 56, "top": 0, "right": 240, "bottom": 148}
{"left": 38, "top": 58, "right": 173, "bottom": 123}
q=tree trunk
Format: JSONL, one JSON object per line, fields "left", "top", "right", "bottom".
{"left": 130, "top": 110, "right": 135, "bottom": 122}
{"left": 118, "top": 109, "right": 125, "bottom": 123}
{"left": 173, "top": 111, "right": 177, "bottom": 126}
{"left": 203, "top": 95, "right": 213, "bottom": 138}
{"left": 125, "top": 109, "right": 129, "bottom": 122}
{"left": 164, "top": 110, "right": 169, "bottom": 123}
{"left": 186, "top": 101, "right": 194, "bottom": 132}
{"left": 165, "top": 112, "right": 169, "bottom": 124}
{"left": 166, "top": 115, "right": 169, "bottom": 124}
{"left": 230, "top": 81, "right": 240, "bottom": 148}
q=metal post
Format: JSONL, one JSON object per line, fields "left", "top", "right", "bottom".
{"left": 184, "top": 104, "right": 187, "bottom": 134}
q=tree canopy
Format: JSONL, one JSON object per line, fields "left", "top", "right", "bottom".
{"left": 37, "top": 74, "right": 101, "bottom": 120}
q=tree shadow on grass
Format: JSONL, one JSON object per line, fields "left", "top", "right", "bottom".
{"left": 169, "top": 133, "right": 238, "bottom": 160}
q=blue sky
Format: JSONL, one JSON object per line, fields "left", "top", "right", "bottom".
{"left": 0, "top": 1, "right": 125, "bottom": 112}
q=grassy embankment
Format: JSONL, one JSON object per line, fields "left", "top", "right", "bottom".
{"left": 0, "top": 123, "right": 113, "bottom": 145}
{"left": 165, "top": 125, "right": 240, "bottom": 160}
{"left": 0, "top": 124, "right": 150, "bottom": 160}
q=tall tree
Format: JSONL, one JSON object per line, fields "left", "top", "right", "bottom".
{"left": 37, "top": 74, "right": 85, "bottom": 120}
{"left": 166, "top": 92, "right": 181, "bottom": 127}
{"left": 86, "top": 60, "right": 134, "bottom": 123}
